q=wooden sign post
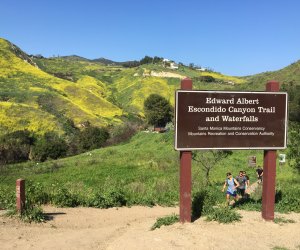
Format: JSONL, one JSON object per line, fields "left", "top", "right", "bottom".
{"left": 175, "top": 79, "right": 287, "bottom": 222}
{"left": 262, "top": 81, "right": 280, "bottom": 220}
{"left": 179, "top": 78, "right": 192, "bottom": 223}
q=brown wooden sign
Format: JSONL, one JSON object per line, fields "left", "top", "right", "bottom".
{"left": 175, "top": 90, "right": 288, "bottom": 150}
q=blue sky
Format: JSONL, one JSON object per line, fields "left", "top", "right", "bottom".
{"left": 1, "top": 0, "right": 300, "bottom": 76}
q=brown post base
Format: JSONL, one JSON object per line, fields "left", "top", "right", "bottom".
{"left": 180, "top": 151, "right": 192, "bottom": 223}
{"left": 262, "top": 150, "right": 276, "bottom": 220}
{"left": 16, "top": 179, "right": 25, "bottom": 214}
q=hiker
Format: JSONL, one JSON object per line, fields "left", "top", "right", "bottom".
{"left": 243, "top": 171, "right": 250, "bottom": 189}
{"left": 256, "top": 167, "right": 263, "bottom": 183}
{"left": 236, "top": 171, "right": 247, "bottom": 199}
{"left": 222, "top": 172, "right": 240, "bottom": 205}
{"left": 243, "top": 171, "right": 250, "bottom": 198}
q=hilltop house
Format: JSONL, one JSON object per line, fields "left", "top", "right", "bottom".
{"left": 163, "top": 58, "right": 179, "bottom": 69}
{"left": 196, "top": 67, "right": 207, "bottom": 71}
{"left": 169, "top": 62, "right": 179, "bottom": 69}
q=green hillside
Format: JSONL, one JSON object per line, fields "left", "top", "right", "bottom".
{"left": 0, "top": 38, "right": 122, "bottom": 136}
{"left": 244, "top": 60, "right": 300, "bottom": 90}
{"left": 4, "top": 36, "right": 291, "bottom": 137}
{"left": 244, "top": 61, "right": 300, "bottom": 121}
{"left": 32, "top": 54, "right": 246, "bottom": 116}
{"left": 1, "top": 131, "right": 298, "bottom": 213}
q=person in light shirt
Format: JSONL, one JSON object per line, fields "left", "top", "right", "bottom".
{"left": 222, "top": 172, "right": 240, "bottom": 205}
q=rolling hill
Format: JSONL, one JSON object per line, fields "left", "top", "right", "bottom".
{"left": 0, "top": 38, "right": 122, "bottom": 136}
{"left": 0, "top": 37, "right": 275, "bottom": 137}
{"left": 31, "top": 50, "right": 246, "bottom": 116}
{"left": 243, "top": 60, "right": 300, "bottom": 90}
{"left": 243, "top": 60, "right": 300, "bottom": 121}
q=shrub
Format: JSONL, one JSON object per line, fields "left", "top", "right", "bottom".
{"left": 0, "top": 130, "right": 34, "bottom": 164}
{"left": 276, "top": 186, "right": 300, "bottom": 213}
{"left": 87, "top": 189, "right": 127, "bottom": 208}
{"left": 0, "top": 187, "right": 15, "bottom": 210}
{"left": 201, "top": 187, "right": 224, "bottom": 215}
{"left": 287, "top": 123, "right": 300, "bottom": 171}
{"left": 205, "top": 206, "right": 242, "bottom": 224}
{"left": 273, "top": 216, "right": 295, "bottom": 225}
{"left": 191, "top": 187, "right": 243, "bottom": 223}
{"left": 105, "top": 122, "right": 139, "bottom": 146}
{"left": 272, "top": 246, "right": 290, "bottom": 250}
{"left": 77, "top": 126, "right": 109, "bottom": 152}
{"left": 3, "top": 182, "right": 46, "bottom": 223}
{"left": 51, "top": 186, "right": 79, "bottom": 207}
{"left": 19, "top": 203, "right": 45, "bottom": 223}
{"left": 31, "top": 132, "right": 68, "bottom": 162}
{"left": 7, "top": 202, "right": 45, "bottom": 223}
{"left": 199, "top": 75, "right": 215, "bottom": 82}
{"left": 26, "top": 181, "right": 50, "bottom": 205}
{"left": 151, "top": 214, "right": 179, "bottom": 230}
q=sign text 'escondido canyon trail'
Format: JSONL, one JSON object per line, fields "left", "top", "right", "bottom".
{"left": 175, "top": 91, "right": 288, "bottom": 150}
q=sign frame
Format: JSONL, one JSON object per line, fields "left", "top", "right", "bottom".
{"left": 175, "top": 90, "right": 288, "bottom": 151}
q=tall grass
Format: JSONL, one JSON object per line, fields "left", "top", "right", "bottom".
{"left": 0, "top": 131, "right": 298, "bottom": 216}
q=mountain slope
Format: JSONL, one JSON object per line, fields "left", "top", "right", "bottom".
{"left": 244, "top": 60, "right": 300, "bottom": 90}
{"left": 0, "top": 37, "right": 248, "bottom": 136}
{"left": 243, "top": 60, "right": 300, "bottom": 121}
{"left": 33, "top": 55, "right": 246, "bottom": 115}
{"left": 0, "top": 38, "right": 122, "bottom": 135}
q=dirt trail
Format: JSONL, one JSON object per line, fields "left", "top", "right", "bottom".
{"left": 1, "top": 205, "right": 300, "bottom": 250}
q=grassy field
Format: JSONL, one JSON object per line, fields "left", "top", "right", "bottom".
{"left": 1, "top": 131, "right": 299, "bottom": 214}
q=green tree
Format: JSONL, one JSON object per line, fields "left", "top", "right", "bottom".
{"left": 192, "top": 150, "right": 232, "bottom": 185}
{"left": 31, "top": 132, "right": 68, "bottom": 162}
{"left": 144, "top": 94, "right": 173, "bottom": 127}
{"left": 189, "top": 63, "right": 194, "bottom": 69}
{"left": 153, "top": 56, "right": 163, "bottom": 64}
{"left": 200, "top": 75, "right": 215, "bottom": 83}
{"left": 78, "top": 126, "right": 109, "bottom": 151}
{"left": 140, "top": 56, "right": 153, "bottom": 65}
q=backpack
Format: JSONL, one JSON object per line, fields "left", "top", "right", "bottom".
{"left": 227, "top": 178, "right": 236, "bottom": 186}
{"left": 232, "top": 178, "right": 237, "bottom": 186}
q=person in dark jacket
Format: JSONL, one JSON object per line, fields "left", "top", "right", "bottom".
{"left": 256, "top": 167, "right": 263, "bottom": 183}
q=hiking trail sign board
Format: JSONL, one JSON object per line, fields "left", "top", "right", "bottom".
{"left": 175, "top": 90, "right": 288, "bottom": 150}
